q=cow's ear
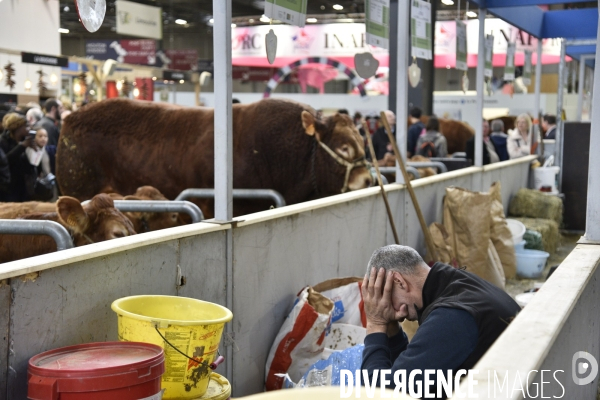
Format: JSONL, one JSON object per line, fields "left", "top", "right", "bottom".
{"left": 123, "top": 195, "right": 142, "bottom": 201}
{"left": 301, "top": 111, "right": 316, "bottom": 136}
{"left": 57, "top": 196, "right": 89, "bottom": 233}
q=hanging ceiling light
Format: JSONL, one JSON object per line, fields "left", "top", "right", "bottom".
{"left": 116, "top": 80, "right": 123, "bottom": 91}
{"left": 74, "top": 82, "right": 82, "bottom": 94}
{"left": 441, "top": 0, "right": 454, "bottom": 5}
{"left": 133, "top": 87, "right": 140, "bottom": 97}
{"left": 333, "top": 4, "right": 343, "bottom": 10}
{"left": 466, "top": 11, "right": 477, "bottom": 18}
{"left": 24, "top": 79, "right": 32, "bottom": 92}
{"left": 50, "top": 73, "right": 58, "bottom": 85}
{"left": 306, "top": 18, "right": 318, "bottom": 23}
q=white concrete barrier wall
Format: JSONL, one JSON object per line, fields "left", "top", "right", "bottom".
{"left": 0, "top": 157, "right": 534, "bottom": 397}
{"left": 453, "top": 244, "right": 600, "bottom": 399}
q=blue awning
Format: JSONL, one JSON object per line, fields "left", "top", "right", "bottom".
{"left": 468, "top": 0, "right": 598, "bottom": 41}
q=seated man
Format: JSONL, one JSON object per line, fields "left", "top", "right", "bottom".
{"left": 361, "top": 245, "right": 520, "bottom": 396}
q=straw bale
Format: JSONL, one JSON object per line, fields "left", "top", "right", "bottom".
{"left": 508, "top": 189, "right": 563, "bottom": 225}
{"left": 513, "top": 217, "right": 561, "bottom": 253}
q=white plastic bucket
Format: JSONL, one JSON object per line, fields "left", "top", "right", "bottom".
{"left": 533, "top": 167, "right": 560, "bottom": 192}
{"left": 516, "top": 249, "right": 550, "bottom": 279}
{"left": 506, "top": 219, "right": 526, "bottom": 244}
{"left": 514, "top": 240, "right": 526, "bottom": 252}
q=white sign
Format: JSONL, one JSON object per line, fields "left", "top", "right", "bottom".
{"left": 411, "top": 0, "right": 432, "bottom": 59}
{"left": 523, "top": 50, "right": 533, "bottom": 85}
{"left": 366, "top": 0, "right": 390, "bottom": 49}
{"left": 116, "top": 0, "right": 162, "bottom": 40}
{"left": 504, "top": 42, "right": 516, "bottom": 80}
{"left": 264, "top": 0, "right": 308, "bottom": 28}
{"left": 484, "top": 34, "right": 494, "bottom": 78}
{"left": 455, "top": 20, "right": 467, "bottom": 71}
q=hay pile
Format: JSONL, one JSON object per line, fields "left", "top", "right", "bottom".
{"left": 513, "top": 217, "right": 560, "bottom": 253}
{"left": 508, "top": 188, "right": 563, "bottom": 225}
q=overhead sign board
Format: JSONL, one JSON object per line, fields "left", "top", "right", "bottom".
{"left": 264, "top": 0, "right": 308, "bottom": 28}
{"left": 410, "top": 0, "right": 432, "bottom": 59}
{"left": 116, "top": 0, "right": 162, "bottom": 40}
{"left": 455, "top": 20, "right": 467, "bottom": 71}
{"left": 484, "top": 34, "right": 494, "bottom": 78}
{"left": 504, "top": 42, "right": 516, "bottom": 80}
{"left": 86, "top": 39, "right": 156, "bottom": 65}
{"left": 21, "top": 52, "right": 68, "bottom": 67}
{"left": 163, "top": 70, "right": 189, "bottom": 81}
{"left": 366, "top": 0, "right": 390, "bottom": 49}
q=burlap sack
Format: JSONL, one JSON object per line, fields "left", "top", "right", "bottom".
{"left": 429, "top": 222, "right": 456, "bottom": 267}
{"left": 443, "top": 187, "right": 505, "bottom": 288}
{"left": 489, "top": 182, "right": 517, "bottom": 279}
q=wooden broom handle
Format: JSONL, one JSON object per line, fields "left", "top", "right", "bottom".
{"left": 380, "top": 111, "right": 438, "bottom": 262}
{"left": 365, "top": 132, "right": 400, "bottom": 244}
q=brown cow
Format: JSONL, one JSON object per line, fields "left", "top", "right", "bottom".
{"left": 0, "top": 202, "right": 56, "bottom": 219}
{"left": 0, "top": 194, "right": 135, "bottom": 263}
{"left": 56, "top": 98, "right": 372, "bottom": 217}
{"left": 416, "top": 116, "right": 474, "bottom": 155}
{"left": 0, "top": 186, "right": 180, "bottom": 234}
{"left": 109, "top": 186, "right": 182, "bottom": 233}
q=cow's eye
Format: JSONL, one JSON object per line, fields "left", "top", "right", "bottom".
{"left": 337, "top": 145, "right": 352, "bottom": 158}
{"left": 113, "top": 231, "right": 126, "bottom": 238}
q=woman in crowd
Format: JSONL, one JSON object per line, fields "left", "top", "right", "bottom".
{"left": 416, "top": 115, "right": 448, "bottom": 158}
{"left": 0, "top": 113, "right": 36, "bottom": 202}
{"left": 507, "top": 113, "right": 539, "bottom": 159}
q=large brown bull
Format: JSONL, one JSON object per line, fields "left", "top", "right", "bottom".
{"left": 56, "top": 99, "right": 372, "bottom": 217}
{"left": 415, "top": 116, "right": 474, "bottom": 155}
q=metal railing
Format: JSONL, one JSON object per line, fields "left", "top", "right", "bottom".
{"left": 81, "top": 199, "right": 205, "bottom": 223}
{"left": 175, "top": 188, "right": 286, "bottom": 208}
{"left": 408, "top": 161, "right": 448, "bottom": 173}
{"left": 112, "top": 200, "right": 204, "bottom": 223}
{"left": 0, "top": 219, "right": 74, "bottom": 251}
{"left": 379, "top": 166, "right": 421, "bottom": 179}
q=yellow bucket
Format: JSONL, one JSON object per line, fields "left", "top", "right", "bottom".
{"left": 111, "top": 295, "right": 232, "bottom": 400}
{"left": 198, "top": 372, "right": 231, "bottom": 400}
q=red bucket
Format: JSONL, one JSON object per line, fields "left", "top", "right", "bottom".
{"left": 28, "top": 342, "right": 164, "bottom": 400}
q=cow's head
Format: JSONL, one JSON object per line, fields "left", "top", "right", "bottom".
{"left": 301, "top": 111, "right": 372, "bottom": 194}
{"left": 57, "top": 194, "right": 136, "bottom": 245}
{"left": 123, "top": 186, "right": 181, "bottom": 232}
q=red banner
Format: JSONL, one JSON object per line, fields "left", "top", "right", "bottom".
{"left": 134, "top": 78, "right": 154, "bottom": 101}
{"left": 120, "top": 40, "right": 156, "bottom": 65}
{"left": 164, "top": 49, "right": 198, "bottom": 71}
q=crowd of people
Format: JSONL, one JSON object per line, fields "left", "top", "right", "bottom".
{"left": 0, "top": 98, "right": 67, "bottom": 202}
{"left": 350, "top": 107, "right": 449, "bottom": 166}
{"left": 349, "top": 107, "right": 557, "bottom": 167}
{"left": 467, "top": 113, "right": 556, "bottom": 166}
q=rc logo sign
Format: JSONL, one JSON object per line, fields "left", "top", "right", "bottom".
{"left": 572, "top": 351, "right": 598, "bottom": 386}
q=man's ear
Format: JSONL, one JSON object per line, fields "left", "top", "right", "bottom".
{"left": 392, "top": 272, "right": 408, "bottom": 291}
{"left": 301, "top": 111, "right": 316, "bottom": 136}
{"left": 57, "top": 196, "right": 89, "bottom": 233}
